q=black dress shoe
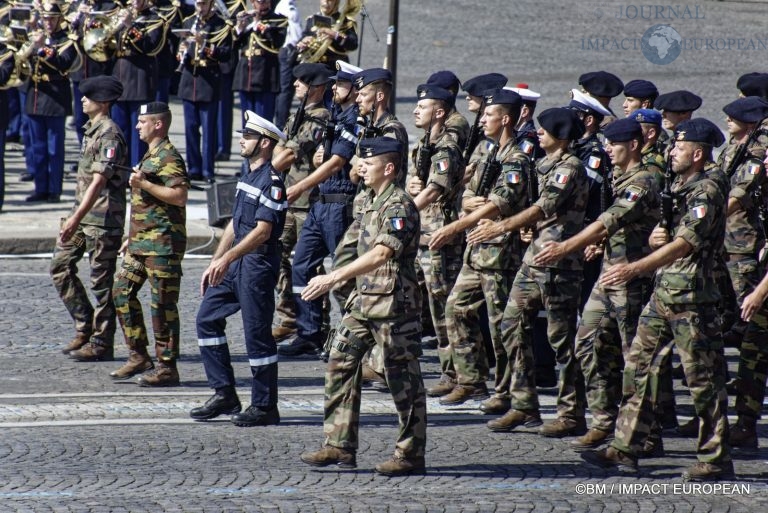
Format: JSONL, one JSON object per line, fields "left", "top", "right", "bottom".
{"left": 231, "top": 405, "right": 280, "bottom": 427}
{"left": 205, "top": 176, "right": 216, "bottom": 184}
{"left": 188, "top": 173, "right": 204, "bottom": 181}
{"left": 26, "top": 192, "right": 48, "bottom": 202}
{"left": 277, "top": 336, "right": 322, "bottom": 357}
{"left": 20, "top": 172, "right": 34, "bottom": 182}
{"left": 190, "top": 392, "right": 242, "bottom": 421}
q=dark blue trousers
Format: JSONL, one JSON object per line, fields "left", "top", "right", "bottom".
{"left": 196, "top": 255, "right": 280, "bottom": 407}
{"left": 112, "top": 101, "right": 148, "bottom": 166}
{"left": 216, "top": 72, "right": 234, "bottom": 156}
{"left": 28, "top": 114, "right": 65, "bottom": 197}
{"left": 183, "top": 99, "right": 218, "bottom": 179}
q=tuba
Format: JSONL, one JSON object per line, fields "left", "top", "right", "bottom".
{"left": 82, "top": 7, "right": 133, "bottom": 62}
{"left": 298, "top": 0, "right": 361, "bottom": 64}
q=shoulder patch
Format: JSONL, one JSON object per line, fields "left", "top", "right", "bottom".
{"left": 270, "top": 186, "right": 284, "bottom": 201}
{"left": 103, "top": 146, "right": 116, "bottom": 159}
{"left": 506, "top": 171, "right": 521, "bottom": 184}
{"left": 588, "top": 155, "right": 601, "bottom": 169}
{"left": 436, "top": 159, "right": 450, "bottom": 173}
{"left": 520, "top": 140, "right": 534, "bottom": 155}
{"left": 554, "top": 171, "right": 570, "bottom": 184}
{"left": 747, "top": 161, "right": 762, "bottom": 175}
{"left": 390, "top": 217, "right": 405, "bottom": 230}
{"left": 624, "top": 185, "right": 645, "bottom": 202}
{"left": 691, "top": 205, "right": 707, "bottom": 219}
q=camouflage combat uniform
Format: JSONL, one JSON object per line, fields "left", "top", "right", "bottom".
{"left": 50, "top": 117, "right": 129, "bottom": 348}
{"left": 410, "top": 129, "right": 465, "bottom": 378}
{"left": 501, "top": 148, "right": 589, "bottom": 419}
{"left": 718, "top": 131, "right": 768, "bottom": 426}
{"left": 113, "top": 137, "right": 189, "bottom": 364}
{"left": 575, "top": 163, "right": 660, "bottom": 432}
{"left": 611, "top": 169, "right": 731, "bottom": 465}
{"left": 274, "top": 103, "right": 329, "bottom": 330}
{"left": 448, "top": 139, "right": 531, "bottom": 394}
{"left": 323, "top": 181, "right": 426, "bottom": 460}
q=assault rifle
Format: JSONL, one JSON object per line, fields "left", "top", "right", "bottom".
{"left": 288, "top": 94, "right": 308, "bottom": 140}
{"left": 659, "top": 157, "right": 675, "bottom": 231}
{"left": 474, "top": 142, "right": 501, "bottom": 197}
{"left": 463, "top": 102, "right": 485, "bottom": 162}
{"left": 416, "top": 111, "right": 434, "bottom": 184}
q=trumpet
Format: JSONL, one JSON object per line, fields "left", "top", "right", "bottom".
{"left": 174, "top": 15, "right": 204, "bottom": 73}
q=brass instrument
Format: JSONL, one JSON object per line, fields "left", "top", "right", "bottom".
{"left": 174, "top": 13, "right": 231, "bottom": 72}
{"left": 299, "top": 0, "right": 360, "bottom": 64}
{"left": 82, "top": 7, "right": 133, "bottom": 62}
{"left": 174, "top": 15, "right": 203, "bottom": 72}
{"left": 237, "top": 10, "right": 288, "bottom": 55}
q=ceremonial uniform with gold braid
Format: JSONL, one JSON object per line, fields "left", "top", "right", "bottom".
{"left": 0, "top": 41, "right": 14, "bottom": 211}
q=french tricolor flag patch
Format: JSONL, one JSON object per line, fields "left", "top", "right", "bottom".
{"left": 588, "top": 156, "right": 601, "bottom": 169}
{"left": 691, "top": 205, "right": 707, "bottom": 219}
{"left": 391, "top": 217, "right": 405, "bottom": 230}
{"left": 437, "top": 160, "right": 449, "bottom": 172}
{"left": 748, "top": 163, "right": 761, "bottom": 175}
{"left": 271, "top": 186, "right": 283, "bottom": 200}
{"left": 555, "top": 173, "right": 569, "bottom": 184}
{"left": 105, "top": 146, "right": 116, "bottom": 159}
{"left": 624, "top": 189, "right": 640, "bottom": 202}
{"left": 521, "top": 141, "right": 534, "bottom": 155}
{"left": 506, "top": 171, "right": 521, "bottom": 184}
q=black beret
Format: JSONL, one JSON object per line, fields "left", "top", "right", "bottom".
{"left": 426, "top": 70, "right": 461, "bottom": 92}
{"left": 737, "top": 73, "right": 768, "bottom": 99}
{"left": 417, "top": 84, "right": 453, "bottom": 103}
{"left": 79, "top": 75, "right": 123, "bottom": 103}
{"left": 654, "top": 90, "right": 702, "bottom": 112}
{"left": 139, "top": 102, "right": 170, "bottom": 115}
{"left": 578, "top": 71, "right": 624, "bottom": 98}
{"left": 462, "top": 73, "right": 508, "bottom": 97}
{"left": 353, "top": 68, "right": 392, "bottom": 90}
{"left": 293, "top": 63, "right": 333, "bottom": 86}
{"left": 603, "top": 118, "right": 643, "bottom": 142}
{"left": 484, "top": 88, "right": 521, "bottom": 108}
{"left": 358, "top": 137, "right": 403, "bottom": 158}
{"left": 623, "top": 79, "right": 658, "bottom": 99}
{"left": 723, "top": 96, "right": 768, "bottom": 123}
{"left": 537, "top": 107, "right": 585, "bottom": 141}
{"left": 674, "top": 118, "right": 725, "bottom": 147}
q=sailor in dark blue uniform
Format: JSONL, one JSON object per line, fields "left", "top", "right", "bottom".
{"left": 506, "top": 84, "right": 544, "bottom": 160}
{"left": 278, "top": 59, "right": 361, "bottom": 357}
{"left": 191, "top": 111, "right": 288, "bottom": 427}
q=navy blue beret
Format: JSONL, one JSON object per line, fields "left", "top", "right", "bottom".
{"left": 654, "top": 90, "right": 702, "bottom": 112}
{"left": 426, "top": 70, "right": 461, "bottom": 92}
{"left": 293, "top": 63, "right": 333, "bottom": 86}
{"left": 79, "top": 75, "right": 123, "bottom": 102}
{"left": 630, "top": 108, "right": 662, "bottom": 126}
{"left": 417, "top": 84, "right": 454, "bottom": 103}
{"left": 737, "top": 73, "right": 768, "bottom": 99}
{"left": 353, "top": 68, "right": 392, "bottom": 90}
{"left": 358, "top": 137, "right": 403, "bottom": 158}
{"left": 462, "top": 73, "right": 508, "bottom": 97}
{"left": 623, "top": 79, "right": 658, "bottom": 99}
{"left": 723, "top": 96, "right": 768, "bottom": 123}
{"left": 674, "top": 118, "right": 725, "bottom": 147}
{"left": 603, "top": 118, "right": 643, "bottom": 142}
{"left": 484, "top": 88, "right": 522, "bottom": 108}
{"left": 578, "top": 71, "right": 624, "bottom": 98}
{"left": 537, "top": 107, "right": 585, "bottom": 141}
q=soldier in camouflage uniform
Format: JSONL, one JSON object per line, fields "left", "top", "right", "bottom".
{"left": 300, "top": 137, "right": 427, "bottom": 477}
{"left": 469, "top": 108, "right": 589, "bottom": 437}
{"left": 717, "top": 97, "right": 768, "bottom": 449}
{"left": 629, "top": 109, "right": 666, "bottom": 183}
{"left": 533, "top": 118, "right": 660, "bottom": 449}
{"left": 271, "top": 63, "right": 332, "bottom": 342}
{"left": 407, "top": 85, "right": 466, "bottom": 390}
{"left": 424, "top": 71, "right": 470, "bottom": 150}
{"left": 52, "top": 76, "right": 129, "bottom": 361}
{"left": 111, "top": 102, "right": 189, "bottom": 387}
{"left": 428, "top": 89, "right": 531, "bottom": 411}
{"left": 582, "top": 118, "right": 733, "bottom": 482}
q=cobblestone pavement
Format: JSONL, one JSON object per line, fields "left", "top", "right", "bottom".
{"left": 1, "top": 258, "right": 767, "bottom": 512}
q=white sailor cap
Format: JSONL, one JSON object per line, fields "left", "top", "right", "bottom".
{"left": 332, "top": 60, "right": 363, "bottom": 81}
{"left": 569, "top": 88, "right": 612, "bottom": 117}
{"left": 237, "top": 110, "right": 286, "bottom": 142}
{"left": 504, "top": 83, "right": 541, "bottom": 103}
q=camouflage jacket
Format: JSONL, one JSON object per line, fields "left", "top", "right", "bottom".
{"left": 524, "top": 149, "right": 589, "bottom": 271}
{"left": 128, "top": 137, "right": 189, "bottom": 256}
{"left": 373, "top": 111, "right": 409, "bottom": 188}
{"left": 597, "top": 163, "right": 661, "bottom": 288}
{"left": 444, "top": 108, "right": 470, "bottom": 151}
{"left": 347, "top": 182, "right": 421, "bottom": 321}
{"left": 277, "top": 103, "right": 329, "bottom": 210}
{"left": 74, "top": 117, "right": 129, "bottom": 229}
{"left": 655, "top": 170, "right": 726, "bottom": 305}
{"left": 462, "top": 138, "right": 531, "bottom": 270}
{"left": 717, "top": 133, "right": 768, "bottom": 255}
{"left": 641, "top": 143, "right": 666, "bottom": 187}
{"left": 409, "top": 128, "right": 465, "bottom": 241}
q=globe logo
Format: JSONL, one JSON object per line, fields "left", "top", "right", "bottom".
{"left": 641, "top": 24, "right": 682, "bottom": 65}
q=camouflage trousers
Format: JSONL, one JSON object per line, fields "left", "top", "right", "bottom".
{"left": 612, "top": 295, "right": 731, "bottom": 464}
{"left": 447, "top": 263, "right": 516, "bottom": 391}
{"left": 575, "top": 278, "right": 652, "bottom": 431}
{"left": 418, "top": 243, "right": 463, "bottom": 377}
{"left": 113, "top": 253, "right": 183, "bottom": 363}
{"left": 323, "top": 314, "right": 427, "bottom": 459}
{"left": 728, "top": 254, "right": 768, "bottom": 421}
{"left": 502, "top": 264, "right": 584, "bottom": 418}
{"left": 50, "top": 223, "right": 122, "bottom": 346}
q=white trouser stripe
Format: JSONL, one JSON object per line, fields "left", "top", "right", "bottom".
{"left": 198, "top": 336, "right": 228, "bottom": 347}
{"left": 249, "top": 355, "right": 279, "bottom": 367}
